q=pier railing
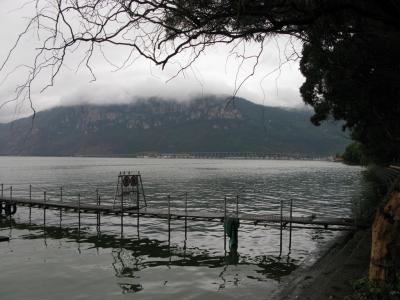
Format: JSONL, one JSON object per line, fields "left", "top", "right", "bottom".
{"left": 0, "top": 183, "right": 360, "bottom": 256}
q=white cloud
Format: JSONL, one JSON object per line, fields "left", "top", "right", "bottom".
{"left": 0, "top": 0, "right": 306, "bottom": 123}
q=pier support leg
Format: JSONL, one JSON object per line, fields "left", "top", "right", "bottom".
{"left": 289, "top": 199, "right": 293, "bottom": 253}
{"left": 184, "top": 192, "right": 188, "bottom": 250}
{"left": 29, "top": 185, "right": 32, "bottom": 224}
{"left": 97, "top": 196, "right": 101, "bottom": 234}
{"left": 279, "top": 199, "right": 283, "bottom": 257}
{"left": 60, "top": 187, "right": 63, "bottom": 228}
{"left": 96, "top": 193, "right": 101, "bottom": 234}
{"left": 136, "top": 187, "right": 140, "bottom": 239}
{"left": 9, "top": 186, "right": 13, "bottom": 228}
{"left": 78, "top": 193, "right": 81, "bottom": 236}
{"left": 43, "top": 191, "right": 47, "bottom": 230}
{"left": 236, "top": 195, "right": 239, "bottom": 217}
{"left": 137, "top": 213, "right": 140, "bottom": 239}
{"left": 120, "top": 189, "right": 124, "bottom": 238}
{"left": 224, "top": 196, "right": 227, "bottom": 254}
{"left": 236, "top": 195, "right": 239, "bottom": 250}
{"left": 96, "top": 190, "right": 99, "bottom": 230}
{"left": 168, "top": 195, "right": 171, "bottom": 247}
{"left": 0, "top": 184, "right": 3, "bottom": 218}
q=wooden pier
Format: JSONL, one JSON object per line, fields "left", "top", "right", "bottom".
{"left": 0, "top": 176, "right": 361, "bottom": 255}
{"left": 0, "top": 194, "right": 357, "bottom": 230}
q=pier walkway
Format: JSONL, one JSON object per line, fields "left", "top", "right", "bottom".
{"left": 0, "top": 195, "right": 357, "bottom": 230}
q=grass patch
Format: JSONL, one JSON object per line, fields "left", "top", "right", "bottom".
{"left": 345, "top": 277, "right": 400, "bottom": 300}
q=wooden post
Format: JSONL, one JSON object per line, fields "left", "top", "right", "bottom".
{"left": 236, "top": 195, "right": 240, "bottom": 251}
{"left": 168, "top": 195, "right": 171, "bottom": 243}
{"left": 279, "top": 199, "right": 283, "bottom": 257}
{"left": 236, "top": 195, "right": 239, "bottom": 217}
{"left": 43, "top": 191, "right": 47, "bottom": 227}
{"left": 139, "top": 173, "right": 147, "bottom": 207}
{"left": 136, "top": 178, "right": 139, "bottom": 208}
{"left": 9, "top": 186, "right": 13, "bottom": 225}
{"left": 121, "top": 186, "right": 124, "bottom": 238}
{"left": 96, "top": 189, "right": 99, "bottom": 230}
{"left": 29, "top": 184, "right": 32, "bottom": 224}
{"left": 289, "top": 199, "right": 293, "bottom": 253}
{"left": 97, "top": 195, "right": 101, "bottom": 232}
{"left": 185, "top": 192, "right": 188, "bottom": 242}
{"left": 59, "top": 187, "right": 63, "bottom": 226}
{"left": 136, "top": 182, "right": 140, "bottom": 237}
{"left": 224, "top": 196, "right": 227, "bottom": 253}
{"left": 78, "top": 193, "right": 81, "bottom": 233}
{"left": 137, "top": 211, "right": 140, "bottom": 239}
{"left": 0, "top": 184, "right": 2, "bottom": 218}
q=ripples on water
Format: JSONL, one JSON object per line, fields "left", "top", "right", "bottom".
{"left": 0, "top": 157, "right": 362, "bottom": 299}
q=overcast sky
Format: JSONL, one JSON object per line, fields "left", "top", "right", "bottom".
{"left": 0, "top": 0, "right": 306, "bottom": 123}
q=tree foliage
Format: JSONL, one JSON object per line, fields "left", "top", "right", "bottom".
{"left": 342, "top": 142, "right": 367, "bottom": 166}
{"left": 300, "top": 10, "right": 400, "bottom": 164}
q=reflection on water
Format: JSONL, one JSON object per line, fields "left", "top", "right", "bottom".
{"left": 0, "top": 157, "right": 362, "bottom": 299}
{"left": 0, "top": 217, "right": 297, "bottom": 298}
{"left": 1, "top": 218, "right": 298, "bottom": 277}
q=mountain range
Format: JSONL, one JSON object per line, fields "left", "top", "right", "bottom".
{"left": 0, "top": 96, "right": 349, "bottom": 156}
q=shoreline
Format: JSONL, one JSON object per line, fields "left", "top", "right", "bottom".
{"left": 0, "top": 154, "right": 333, "bottom": 161}
{"left": 274, "top": 229, "right": 371, "bottom": 299}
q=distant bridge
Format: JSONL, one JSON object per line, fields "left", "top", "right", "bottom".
{"left": 134, "top": 152, "right": 330, "bottom": 160}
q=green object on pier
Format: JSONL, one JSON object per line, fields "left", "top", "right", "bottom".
{"left": 0, "top": 236, "right": 9, "bottom": 242}
{"left": 224, "top": 217, "right": 240, "bottom": 250}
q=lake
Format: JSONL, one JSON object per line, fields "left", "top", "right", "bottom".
{"left": 0, "top": 157, "right": 362, "bottom": 299}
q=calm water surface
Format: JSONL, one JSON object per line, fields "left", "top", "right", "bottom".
{"left": 0, "top": 157, "right": 362, "bottom": 300}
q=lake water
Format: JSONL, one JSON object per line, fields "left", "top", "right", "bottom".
{"left": 0, "top": 157, "right": 362, "bottom": 299}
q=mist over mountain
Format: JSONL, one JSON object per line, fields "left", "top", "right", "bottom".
{"left": 0, "top": 96, "right": 349, "bottom": 156}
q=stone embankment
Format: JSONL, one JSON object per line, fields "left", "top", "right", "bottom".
{"left": 276, "top": 230, "right": 371, "bottom": 299}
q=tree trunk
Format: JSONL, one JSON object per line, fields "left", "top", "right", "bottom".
{"left": 369, "top": 190, "right": 400, "bottom": 283}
